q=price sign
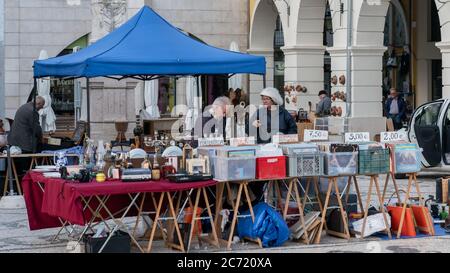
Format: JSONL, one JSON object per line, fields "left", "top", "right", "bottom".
{"left": 198, "top": 137, "right": 225, "bottom": 147}
{"left": 230, "top": 137, "right": 256, "bottom": 146}
{"left": 272, "top": 134, "right": 299, "bottom": 144}
{"left": 304, "top": 130, "right": 329, "bottom": 142}
{"left": 345, "top": 132, "right": 370, "bottom": 143}
{"left": 380, "top": 131, "right": 407, "bottom": 143}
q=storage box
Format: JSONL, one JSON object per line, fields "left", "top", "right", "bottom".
{"left": 287, "top": 153, "right": 324, "bottom": 177}
{"left": 256, "top": 156, "right": 286, "bottom": 179}
{"left": 213, "top": 156, "right": 256, "bottom": 181}
{"left": 314, "top": 117, "right": 347, "bottom": 135}
{"left": 388, "top": 143, "right": 421, "bottom": 174}
{"left": 358, "top": 149, "right": 390, "bottom": 175}
{"left": 215, "top": 146, "right": 258, "bottom": 158}
{"left": 280, "top": 143, "right": 319, "bottom": 155}
{"left": 323, "top": 152, "right": 358, "bottom": 176}
{"left": 352, "top": 213, "right": 391, "bottom": 238}
{"left": 297, "top": 122, "right": 314, "bottom": 142}
{"left": 83, "top": 230, "right": 131, "bottom": 253}
{"left": 196, "top": 146, "right": 220, "bottom": 174}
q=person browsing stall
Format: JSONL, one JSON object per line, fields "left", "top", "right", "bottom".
{"left": 8, "top": 96, "right": 45, "bottom": 154}
{"left": 248, "top": 87, "right": 297, "bottom": 144}
{"left": 194, "top": 96, "right": 232, "bottom": 140}
{"left": 384, "top": 88, "right": 406, "bottom": 130}
{"left": 316, "top": 90, "right": 332, "bottom": 116}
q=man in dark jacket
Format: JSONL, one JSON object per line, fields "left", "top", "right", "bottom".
{"left": 384, "top": 88, "right": 406, "bottom": 130}
{"left": 8, "top": 96, "right": 45, "bottom": 153}
{"left": 193, "top": 96, "right": 231, "bottom": 141}
{"left": 316, "top": 90, "right": 332, "bottom": 116}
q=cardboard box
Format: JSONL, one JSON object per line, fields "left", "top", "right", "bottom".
{"left": 297, "top": 122, "right": 314, "bottom": 142}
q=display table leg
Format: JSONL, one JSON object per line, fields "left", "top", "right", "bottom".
{"left": 373, "top": 175, "right": 392, "bottom": 239}
{"left": 293, "top": 179, "right": 309, "bottom": 244}
{"left": 315, "top": 179, "right": 333, "bottom": 244}
{"left": 396, "top": 174, "right": 413, "bottom": 239}
{"left": 330, "top": 177, "right": 350, "bottom": 240}
{"left": 226, "top": 183, "right": 243, "bottom": 250}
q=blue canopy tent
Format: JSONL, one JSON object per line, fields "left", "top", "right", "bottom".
{"left": 3, "top": 6, "right": 267, "bottom": 198}
{"left": 32, "top": 5, "right": 266, "bottom": 139}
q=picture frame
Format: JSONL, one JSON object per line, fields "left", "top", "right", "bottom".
{"left": 186, "top": 158, "right": 209, "bottom": 175}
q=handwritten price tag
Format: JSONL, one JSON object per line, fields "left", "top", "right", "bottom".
{"left": 345, "top": 132, "right": 370, "bottom": 143}
{"left": 380, "top": 131, "right": 407, "bottom": 143}
{"left": 230, "top": 137, "right": 256, "bottom": 146}
{"left": 304, "top": 130, "right": 329, "bottom": 142}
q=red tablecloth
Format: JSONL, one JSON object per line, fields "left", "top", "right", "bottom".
{"left": 22, "top": 171, "right": 216, "bottom": 230}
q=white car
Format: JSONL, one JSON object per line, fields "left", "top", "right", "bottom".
{"left": 408, "top": 99, "right": 450, "bottom": 170}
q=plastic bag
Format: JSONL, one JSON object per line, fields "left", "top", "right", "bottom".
{"left": 237, "top": 203, "right": 290, "bottom": 247}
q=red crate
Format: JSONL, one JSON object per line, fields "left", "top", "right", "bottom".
{"left": 255, "top": 156, "right": 286, "bottom": 179}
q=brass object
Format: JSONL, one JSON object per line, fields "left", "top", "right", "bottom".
{"left": 181, "top": 144, "right": 193, "bottom": 171}
{"left": 115, "top": 121, "right": 128, "bottom": 142}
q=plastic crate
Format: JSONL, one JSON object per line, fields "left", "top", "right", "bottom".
{"left": 213, "top": 156, "right": 256, "bottom": 181}
{"left": 287, "top": 153, "right": 324, "bottom": 177}
{"left": 389, "top": 144, "right": 421, "bottom": 174}
{"left": 256, "top": 156, "right": 286, "bottom": 179}
{"left": 215, "top": 146, "right": 258, "bottom": 158}
{"left": 358, "top": 149, "right": 390, "bottom": 175}
{"left": 323, "top": 152, "right": 358, "bottom": 176}
{"left": 196, "top": 147, "right": 219, "bottom": 174}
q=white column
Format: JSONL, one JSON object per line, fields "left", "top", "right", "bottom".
{"left": 247, "top": 49, "right": 274, "bottom": 106}
{"left": 328, "top": 46, "right": 386, "bottom": 118}
{"left": 437, "top": 42, "right": 450, "bottom": 99}
{"left": 282, "top": 46, "right": 326, "bottom": 111}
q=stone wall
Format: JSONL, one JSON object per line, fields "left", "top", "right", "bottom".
{"left": 3, "top": 0, "right": 92, "bottom": 119}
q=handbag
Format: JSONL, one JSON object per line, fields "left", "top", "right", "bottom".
{"left": 387, "top": 205, "right": 416, "bottom": 237}
{"left": 411, "top": 205, "right": 435, "bottom": 235}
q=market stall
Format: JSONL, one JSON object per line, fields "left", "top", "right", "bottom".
{"left": 24, "top": 5, "right": 267, "bottom": 253}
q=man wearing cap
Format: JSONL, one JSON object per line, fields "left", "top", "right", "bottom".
{"left": 316, "top": 90, "right": 332, "bottom": 117}
{"left": 248, "top": 87, "right": 297, "bottom": 144}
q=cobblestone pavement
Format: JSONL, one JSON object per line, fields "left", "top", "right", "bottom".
{"left": 0, "top": 174, "right": 449, "bottom": 253}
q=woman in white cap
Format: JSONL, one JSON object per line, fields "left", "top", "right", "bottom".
{"left": 249, "top": 87, "right": 297, "bottom": 144}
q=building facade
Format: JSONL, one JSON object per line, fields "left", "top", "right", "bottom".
{"left": 1, "top": 0, "right": 450, "bottom": 141}
{"left": 249, "top": 0, "right": 450, "bottom": 136}
{"left": 1, "top": 0, "right": 249, "bottom": 140}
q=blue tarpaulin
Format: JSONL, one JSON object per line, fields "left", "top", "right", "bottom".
{"left": 33, "top": 6, "right": 266, "bottom": 78}
{"left": 237, "top": 203, "right": 290, "bottom": 248}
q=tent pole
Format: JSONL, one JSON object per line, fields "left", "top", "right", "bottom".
{"left": 86, "top": 78, "right": 91, "bottom": 138}
{"left": 196, "top": 76, "right": 200, "bottom": 114}
{"left": 32, "top": 77, "right": 37, "bottom": 154}
{"left": 174, "top": 77, "right": 177, "bottom": 112}
{"left": 262, "top": 74, "right": 266, "bottom": 88}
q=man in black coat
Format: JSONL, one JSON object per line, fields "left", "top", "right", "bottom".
{"left": 8, "top": 96, "right": 45, "bottom": 153}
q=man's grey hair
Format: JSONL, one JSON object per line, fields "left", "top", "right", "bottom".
{"left": 212, "top": 96, "right": 231, "bottom": 107}
{"left": 35, "top": 96, "right": 45, "bottom": 104}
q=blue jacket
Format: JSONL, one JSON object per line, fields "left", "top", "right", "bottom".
{"left": 385, "top": 97, "right": 407, "bottom": 121}
{"left": 247, "top": 106, "right": 298, "bottom": 144}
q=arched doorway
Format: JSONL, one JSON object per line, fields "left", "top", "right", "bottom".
{"left": 249, "top": 0, "right": 282, "bottom": 104}
{"left": 382, "top": 0, "right": 411, "bottom": 118}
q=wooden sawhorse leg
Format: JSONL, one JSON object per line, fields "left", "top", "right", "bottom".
{"left": 226, "top": 181, "right": 262, "bottom": 250}
{"left": 3, "top": 158, "right": 21, "bottom": 196}
{"left": 186, "top": 187, "right": 220, "bottom": 252}
{"left": 396, "top": 173, "right": 433, "bottom": 238}
{"left": 146, "top": 192, "right": 185, "bottom": 253}
{"left": 359, "top": 175, "right": 392, "bottom": 239}
{"left": 315, "top": 177, "right": 351, "bottom": 243}
{"left": 382, "top": 172, "right": 401, "bottom": 204}
{"left": 281, "top": 178, "right": 309, "bottom": 243}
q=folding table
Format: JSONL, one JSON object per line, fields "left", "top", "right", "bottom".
{"left": 22, "top": 171, "right": 216, "bottom": 253}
